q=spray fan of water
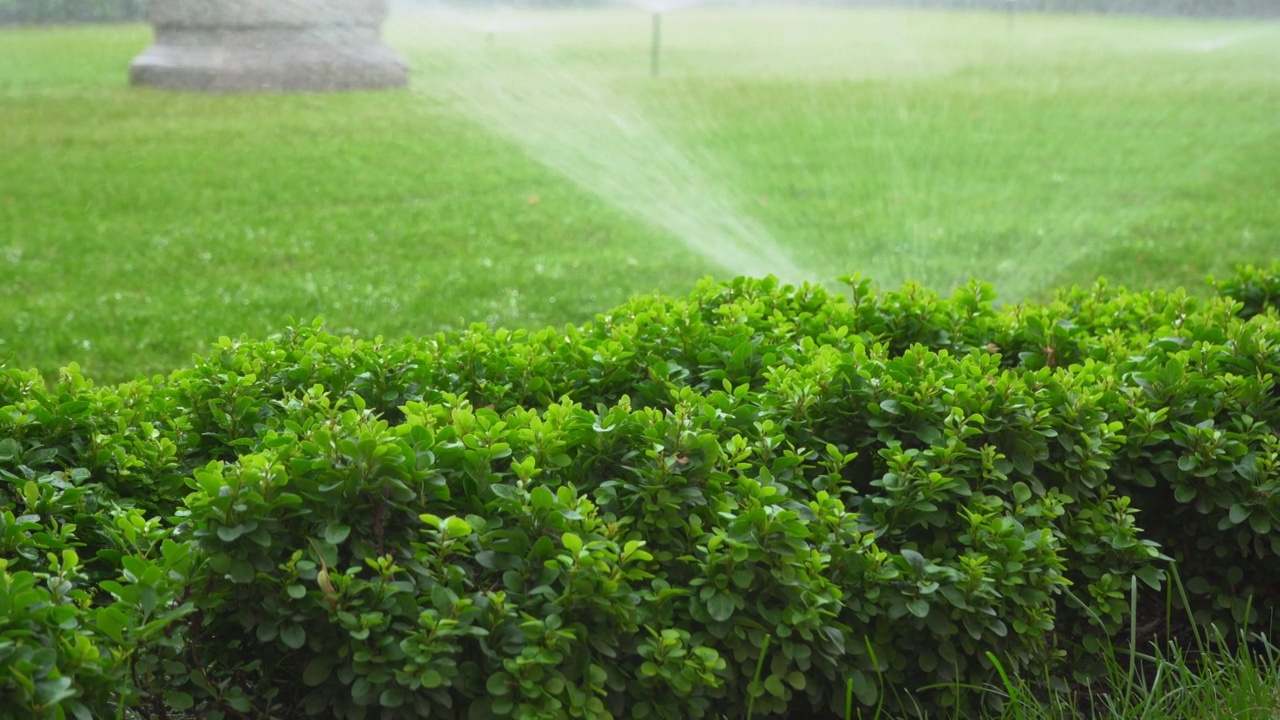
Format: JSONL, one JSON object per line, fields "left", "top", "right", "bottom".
{"left": 394, "top": 2, "right": 817, "bottom": 286}
{"left": 383, "top": 3, "right": 1279, "bottom": 300}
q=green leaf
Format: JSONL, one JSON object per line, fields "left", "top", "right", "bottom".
{"left": 280, "top": 624, "right": 306, "bottom": 649}
{"left": 216, "top": 524, "right": 249, "bottom": 542}
{"left": 67, "top": 701, "right": 93, "bottom": 720}
{"left": 95, "top": 606, "right": 128, "bottom": 644}
{"left": 420, "top": 668, "right": 443, "bottom": 689}
{"left": 324, "top": 523, "right": 351, "bottom": 545}
{"left": 1011, "top": 482, "right": 1032, "bottom": 504}
{"left": 1186, "top": 577, "right": 1212, "bottom": 595}
{"left": 1083, "top": 634, "right": 1102, "bottom": 654}
{"left": 1134, "top": 564, "right": 1163, "bottom": 591}
{"left": 764, "top": 674, "right": 785, "bottom": 697}
{"left": 785, "top": 671, "right": 806, "bottom": 690}
{"left": 906, "top": 598, "right": 929, "bottom": 618}
{"left": 561, "top": 532, "right": 583, "bottom": 554}
{"left": 475, "top": 550, "right": 502, "bottom": 569}
{"left": 428, "top": 585, "right": 453, "bottom": 614}
{"left": 1173, "top": 484, "right": 1196, "bottom": 503}
{"left": 380, "top": 687, "right": 406, "bottom": 708}
{"left": 1229, "top": 504, "right": 1251, "bottom": 525}
{"left": 1249, "top": 513, "right": 1271, "bottom": 535}
{"left": 901, "top": 549, "right": 926, "bottom": 572}
{"left": 165, "top": 691, "right": 195, "bottom": 711}
{"left": 1011, "top": 453, "right": 1034, "bottom": 477}
{"left": 35, "top": 676, "right": 75, "bottom": 706}
{"left": 707, "top": 594, "right": 734, "bottom": 622}
{"left": 850, "top": 669, "right": 878, "bottom": 706}
{"left": 530, "top": 486, "right": 556, "bottom": 511}
{"left": 228, "top": 558, "right": 255, "bottom": 584}
{"left": 256, "top": 622, "right": 278, "bottom": 643}
{"left": 486, "top": 673, "right": 511, "bottom": 697}
{"left": 303, "top": 656, "right": 335, "bottom": 686}
{"left": 489, "top": 484, "right": 519, "bottom": 501}
{"left": 444, "top": 516, "right": 473, "bottom": 540}
{"left": 287, "top": 583, "right": 307, "bottom": 600}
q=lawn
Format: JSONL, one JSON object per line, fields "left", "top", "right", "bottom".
{"left": 0, "top": 6, "right": 1277, "bottom": 382}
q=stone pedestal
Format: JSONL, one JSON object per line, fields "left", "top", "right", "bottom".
{"left": 130, "top": 0, "right": 408, "bottom": 92}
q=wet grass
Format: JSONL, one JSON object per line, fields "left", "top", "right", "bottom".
{"left": 917, "top": 638, "right": 1280, "bottom": 720}
{"left": 1, "top": 8, "right": 1278, "bottom": 381}
{"left": 839, "top": 589, "right": 1280, "bottom": 720}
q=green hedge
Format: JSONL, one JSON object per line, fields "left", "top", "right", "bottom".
{"left": 2, "top": 262, "right": 1279, "bottom": 718}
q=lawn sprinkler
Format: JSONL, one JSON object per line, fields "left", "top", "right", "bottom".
{"left": 628, "top": 0, "right": 690, "bottom": 78}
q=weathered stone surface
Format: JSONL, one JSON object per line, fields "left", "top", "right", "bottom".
{"left": 131, "top": 0, "right": 409, "bottom": 93}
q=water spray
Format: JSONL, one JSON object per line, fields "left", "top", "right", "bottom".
{"left": 650, "top": 12, "right": 662, "bottom": 77}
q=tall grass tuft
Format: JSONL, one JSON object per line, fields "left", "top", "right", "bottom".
{"left": 833, "top": 565, "right": 1280, "bottom": 720}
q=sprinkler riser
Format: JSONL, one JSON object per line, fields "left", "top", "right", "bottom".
{"left": 651, "top": 12, "right": 662, "bottom": 78}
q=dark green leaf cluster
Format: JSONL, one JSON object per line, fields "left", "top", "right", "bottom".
{"left": 1215, "top": 262, "right": 1280, "bottom": 319}
{"left": 2, "top": 267, "right": 1278, "bottom": 719}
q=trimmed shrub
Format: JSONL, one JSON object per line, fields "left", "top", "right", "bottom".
{"left": 2, "top": 267, "right": 1278, "bottom": 718}
{"left": 1215, "top": 262, "right": 1280, "bottom": 319}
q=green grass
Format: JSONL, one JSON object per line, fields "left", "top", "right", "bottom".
{"left": 991, "top": 639, "right": 1280, "bottom": 720}
{"left": 898, "top": 594, "right": 1280, "bottom": 720}
{"left": 730, "top": 602, "right": 1280, "bottom": 720}
{"left": 1, "top": 8, "right": 1278, "bottom": 381}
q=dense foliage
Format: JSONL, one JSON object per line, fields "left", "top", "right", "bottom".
{"left": 2, "top": 263, "right": 1278, "bottom": 719}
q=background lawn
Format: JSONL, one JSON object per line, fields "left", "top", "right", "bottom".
{"left": 0, "top": 6, "right": 1277, "bottom": 381}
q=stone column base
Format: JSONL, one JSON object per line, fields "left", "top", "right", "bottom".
{"left": 129, "top": 0, "right": 409, "bottom": 93}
